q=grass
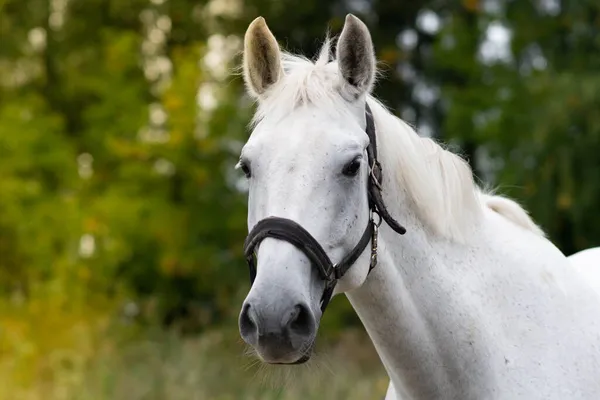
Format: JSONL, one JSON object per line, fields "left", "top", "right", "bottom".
{"left": 78, "top": 327, "right": 388, "bottom": 400}
{"left": 0, "top": 297, "right": 389, "bottom": 400}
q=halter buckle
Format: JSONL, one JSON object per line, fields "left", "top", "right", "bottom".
{"left": 369, "top": 210, "right": 381, "bottom": 270}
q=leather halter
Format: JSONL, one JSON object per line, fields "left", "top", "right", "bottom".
{"left": 243, "top": 103, "right": 406, "bottom": 314}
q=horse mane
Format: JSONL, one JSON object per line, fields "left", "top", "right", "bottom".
{"left": 249, "top": 38, "right": 544, "bottom": 242}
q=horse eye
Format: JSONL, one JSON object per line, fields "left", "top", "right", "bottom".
{"left": 238, "top": 161, "right": 252, "bottom": 178}
{"left": 342, "top": 157, "right": 362, "bottom": 177}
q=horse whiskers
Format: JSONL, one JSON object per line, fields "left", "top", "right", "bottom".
{"left": 242, "top": 356, "right": 262, "bottom": 372}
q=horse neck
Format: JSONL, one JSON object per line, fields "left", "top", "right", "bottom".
{"left": 345, "top": 205, "right": 463, "bottom": 398}
{"left": 343, "top": 106, "right": 600, "bottom": 400}
{"left": 344, "top": 121, "right": 484, "bottom": 398}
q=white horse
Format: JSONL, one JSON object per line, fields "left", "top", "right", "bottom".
{"left": 236, "top": 14, "right": 600, "bottom": 399}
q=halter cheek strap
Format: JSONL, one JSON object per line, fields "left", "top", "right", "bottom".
{"left": 364, "top": 105, "right": 407, "bottom": 236}
{"left": 243, "top": 103, "right": 406, "bottom": 314}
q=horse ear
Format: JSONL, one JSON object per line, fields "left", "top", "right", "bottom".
{"left": 336, "top": 14, "right": 376, "bottom": 100}
{"left": 243, "top": 17, "right": 284, "bottom": 99}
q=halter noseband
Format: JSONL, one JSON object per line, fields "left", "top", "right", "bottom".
{"left": 243, "top": 103, "right": 406, "bottom": 314}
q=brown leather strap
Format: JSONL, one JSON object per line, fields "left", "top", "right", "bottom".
{"left": 365, "top": 103, "right": 406, "bottom": 235}
{"left": 244, "top": 217, "right": 335, "bottom": 283}
{"left": 243, "top": 216, "right": 374, "bottom": 312}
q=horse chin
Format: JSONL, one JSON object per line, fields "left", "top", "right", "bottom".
{"left": 260, "top": 341, "right": 315, "bottom": 365}
{"left": 273, "top": 352, "right": 311, "bottom": 365}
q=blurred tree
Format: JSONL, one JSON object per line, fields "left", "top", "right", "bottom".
{"left": 0, "top": 0, "right": 251, "bottom": 330}
{"left": 429, "top": 0, "right": 600, "bottom": 254}
{"left": 0, "top": 0, "right": 598, "bottom": 335}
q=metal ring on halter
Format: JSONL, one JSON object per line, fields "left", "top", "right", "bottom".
{"left": 371, "top": 209, "right": 383, "bottom": 227}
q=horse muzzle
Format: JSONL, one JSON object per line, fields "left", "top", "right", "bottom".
{"left": 239, "top": 297, "right": 317, "bottom": 364}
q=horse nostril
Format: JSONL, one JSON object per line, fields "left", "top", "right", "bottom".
{"left": 288, "top": 303, "right": 314, "bottom": 336}
{"left": 239, "top": 303, "right": 257, "bottom": 341}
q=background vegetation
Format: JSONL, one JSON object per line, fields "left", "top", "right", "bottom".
{"left": 0, "top": 0, "right": 598, "bottom": 398}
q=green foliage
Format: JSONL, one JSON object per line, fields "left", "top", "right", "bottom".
{"left": 1, "top": 0, "right": 254, "bottom": 329}
{"left": 429, "top": 1, "right": 600, "bottom": 253}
